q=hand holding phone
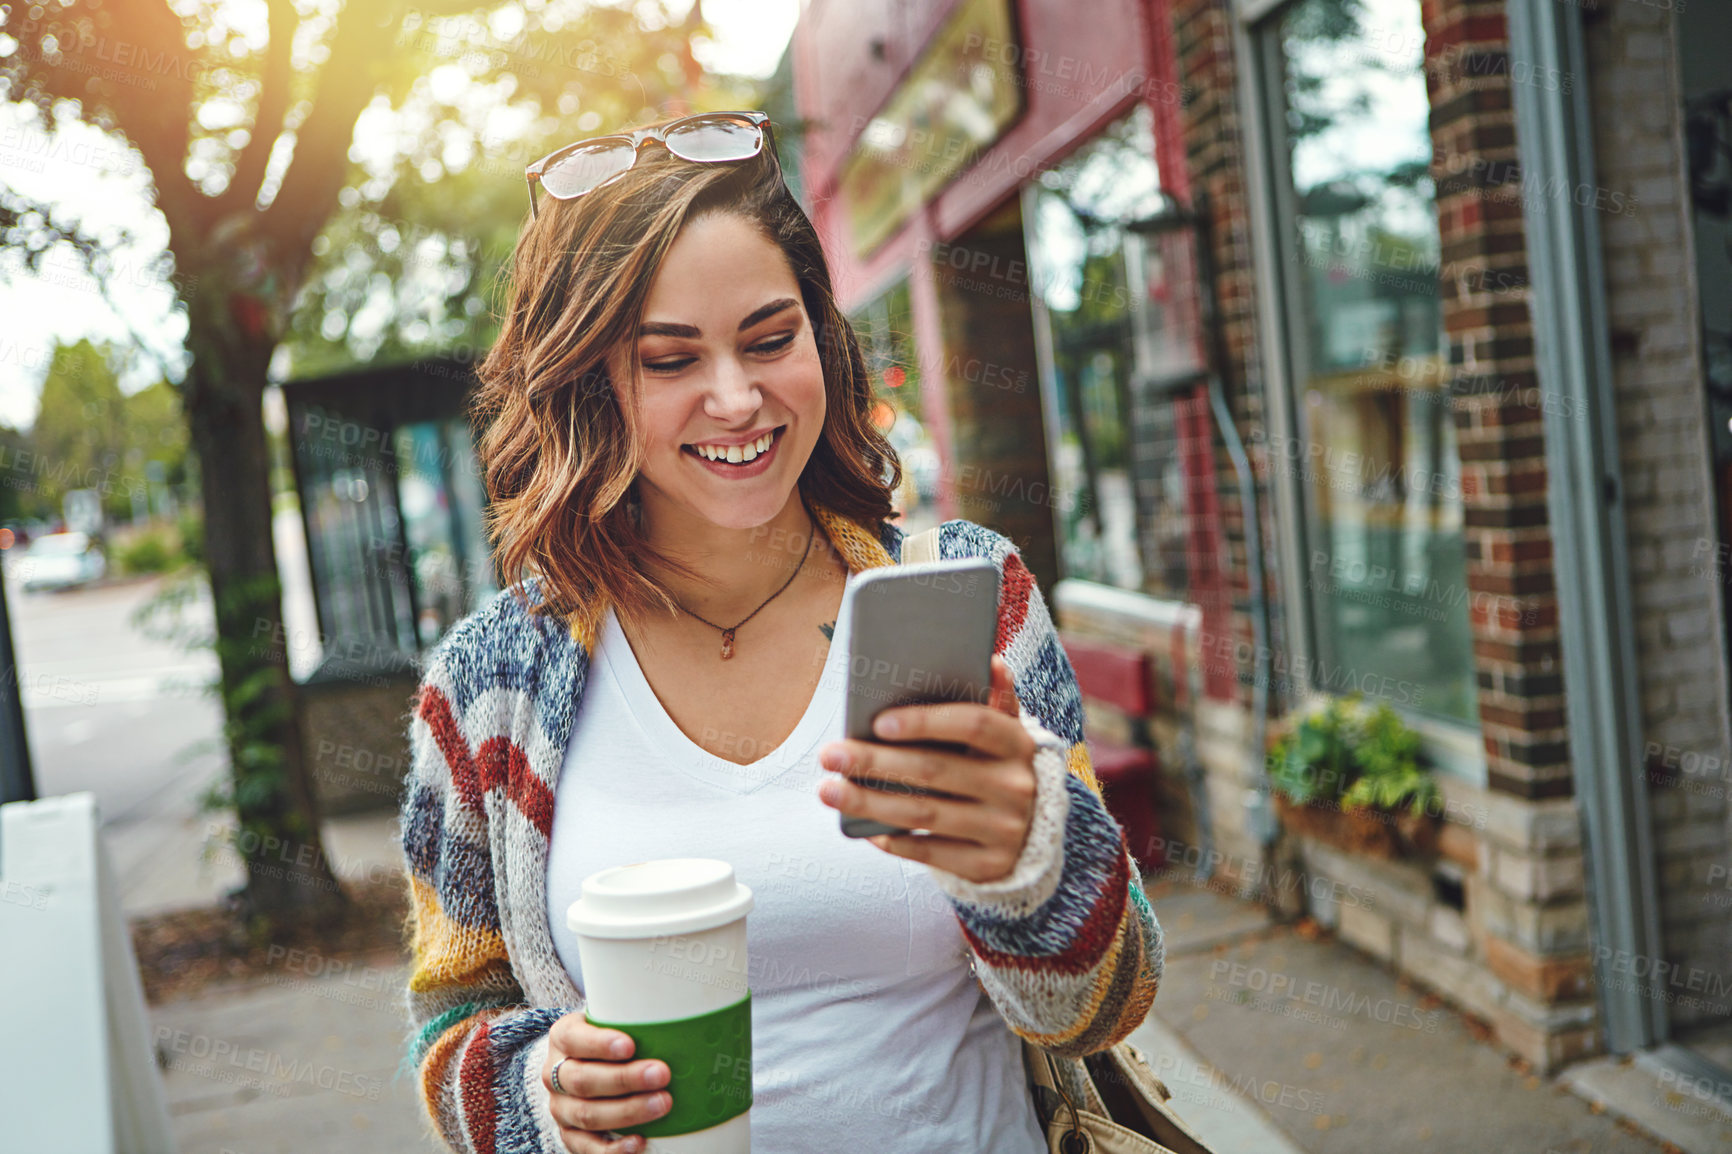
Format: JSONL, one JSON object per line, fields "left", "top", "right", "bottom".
{"left": 828, "top": 557, "right": 1000, "bottom": 838}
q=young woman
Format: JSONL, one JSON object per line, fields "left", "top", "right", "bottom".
{"left": 398, "top": 110, "right": 1164, "bottom": 1154}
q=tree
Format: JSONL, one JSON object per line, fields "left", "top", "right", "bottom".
{"left": 28, "top": 339, "right": 127, "bottom": 517}
{"left": 25, "top": 338, "right": 183, "bottom": 522}
{"left": 1, "top": 0, "right": 733, "bottom": 931}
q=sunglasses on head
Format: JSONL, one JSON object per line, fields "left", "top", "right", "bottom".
{"left": 524, "top": 110, "right": 779, "bottom": 219}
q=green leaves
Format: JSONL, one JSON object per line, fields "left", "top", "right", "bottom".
{"left": 1267, "top": 694, "right": 1438, "bottom": 816}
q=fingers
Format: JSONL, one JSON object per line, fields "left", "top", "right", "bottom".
{"left": 550, "top": 1010, "right": 634, "bottom": 1063}
{"left": 873, "top": 828, "right": 1025, "bottom": 885}
{"left": 550, "top": 1076, "right": 671, "bottom": 1145}
{"left": 827, "top": 765, "right": 1019, "bottom": 845}
{"left": 543, "top": 1013, "right": 672, "bottom": 1153}
{"left": 865, "top": 692, "right": 1033, "bottom": 764}
{"left": 831, "top": 778, "right": 975, "bottom": 838}
{"left": 989, "top": 654, "right": 1021, "bottom": 717}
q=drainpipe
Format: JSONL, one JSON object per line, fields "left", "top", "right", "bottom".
{"left": 1185, "top": 187, "right": 1280, "bottom": 886}
{"left": 1126, "top": 193, "right": 1280, "bottom": 892}
{"left": 1205, "top": 375, "right": 1276, "bottom": 868}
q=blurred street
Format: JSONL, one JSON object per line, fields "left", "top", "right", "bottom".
{"left": 9, "top": 504, "right": 359, "bottom": 918}
{"left": 3, "top": 0, "right": 1730, "bottom": 1150}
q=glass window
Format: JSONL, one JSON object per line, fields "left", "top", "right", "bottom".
{"left": 394, "top": 418, "right": 498, "bottom": 647}
{"left": 292, "top": 404, "right": 416, "bottom": 663}
{"left": 1265, "top": 0, "right": 1479, "bottom": 727}
{"left": 289, "top": 399, "right": 498, "bottom": 668}
{"left": 1023, "top": 103, "right": 1204, "bottom": 601}
{"left": 850, "top": 281, "right": 938, "bottom": 525}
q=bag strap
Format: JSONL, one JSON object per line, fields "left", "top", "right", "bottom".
{"left": 901, "top": 525, "right": 941, "bottom": 565}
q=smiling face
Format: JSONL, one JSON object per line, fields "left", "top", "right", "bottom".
{"left": 613, "top": 211, "right": 827, "bottom": 533}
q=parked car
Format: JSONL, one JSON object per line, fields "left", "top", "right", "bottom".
{"left": 12, "top": 531, "right": 107, "bottom": 592}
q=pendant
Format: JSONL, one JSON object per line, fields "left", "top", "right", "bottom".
{"left": 720, "top": 628, "right": 736, "bottom": 660}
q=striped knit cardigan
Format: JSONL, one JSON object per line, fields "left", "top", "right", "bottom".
{"left": 396, "top": 500, "right": 1165, "bottom": 1153}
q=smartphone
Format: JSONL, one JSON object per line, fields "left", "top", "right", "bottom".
{"left": 837, "top": 556, "right": 1001, "bottom": 838}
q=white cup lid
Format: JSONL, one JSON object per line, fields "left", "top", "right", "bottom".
{"left": 567, "top": 857, "right": 754, "bottom": 939}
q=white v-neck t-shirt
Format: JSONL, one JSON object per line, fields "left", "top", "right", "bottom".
{"left": 545, "top": 570, "right": 1046, "bottom": 1152}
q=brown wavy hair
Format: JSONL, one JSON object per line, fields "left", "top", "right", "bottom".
{"left": 472, "top": 114, "right": 901, "bottom": 638}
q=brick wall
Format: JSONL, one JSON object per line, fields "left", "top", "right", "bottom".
{"left": 1170, "top": 0, "right": 1274, "bottom": 718}
{"left": 1582, "top": 0, "right": 1732, "bottom": 1035}
{"left": 1422, "top": 0, "right": 1570, "bottom": 801}
{"left": 1101, "top": 0, "right": 1609, "bottom": 1074}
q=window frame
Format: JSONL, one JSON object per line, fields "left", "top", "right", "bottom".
{"left": 1233, "top": 0, "right": 1487, "bottom": 784}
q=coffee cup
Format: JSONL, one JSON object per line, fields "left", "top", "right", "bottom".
{"left": 566, "top": 858, "right": 754, "bottom": 1153}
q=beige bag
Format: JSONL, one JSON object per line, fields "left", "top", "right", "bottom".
{"left": 901, "top": 524, "right": 1219, "bottom": 1154}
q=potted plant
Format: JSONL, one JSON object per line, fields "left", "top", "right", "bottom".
{"left": 1267, "top": 695, "right": 1441, "bottom": 860}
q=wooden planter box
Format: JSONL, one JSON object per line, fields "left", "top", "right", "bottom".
{"left": 1273, "top": 793, "right": 1440, "bottom": 861}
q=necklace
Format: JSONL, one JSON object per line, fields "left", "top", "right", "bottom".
{"left": 673, "top": 521, "right": 815, "bottom": 660}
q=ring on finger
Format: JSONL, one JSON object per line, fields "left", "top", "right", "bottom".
{"left": 551, "top": 1056, "right": 571, "bottom": 1095}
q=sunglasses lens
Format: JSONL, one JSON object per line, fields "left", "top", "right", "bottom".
{"left": 664, "top": 117, "right": 763, "bottom": 163}
{"left": 542, "top": 140, "right": 636, "bottom": 198}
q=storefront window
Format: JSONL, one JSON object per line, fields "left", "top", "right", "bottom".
{"left": 288, "top": 393, "right": 498, "bottom": 669}
{"left": 1023, "top": 103, "right": 1201, "bottom": 600}
{"left": 1265, "top": 0, "right": 1479, "bottom": 726}
{"left": 293, "top": 405, "right": 417, "bottom": 662}
{"left": 394, "top": 418, "right": 498, "bottom": 646}
{"left": 851, "top": 281, "right": 937, "bottom": 524}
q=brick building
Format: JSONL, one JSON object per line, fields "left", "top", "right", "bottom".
{"left": 790, "top": 0, "right": 1732, "bottom": 1082}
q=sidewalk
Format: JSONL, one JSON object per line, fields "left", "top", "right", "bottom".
{"left": 1135, "top": 876, "right": 1679, "bottom": 1153}
{"left": 140, "top": 826, "right": 1714, "bottom": 1153}
{"left": 109, "top": 795, "right": 404, "bottom": 920}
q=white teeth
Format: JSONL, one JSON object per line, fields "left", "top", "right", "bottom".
{"left": 693, "top": 430, "right": 775, "bottom": 463}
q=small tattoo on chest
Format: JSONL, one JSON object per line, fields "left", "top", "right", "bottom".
{"left": 820, "top": 620, "right": 834, "bottom": 641}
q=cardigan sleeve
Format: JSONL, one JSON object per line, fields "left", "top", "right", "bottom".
{"left": 396, "top": 638, "right": 581, "bottom": 1154}
{"left": 921, "top": 543, "right": 1164, "bottom": 1059}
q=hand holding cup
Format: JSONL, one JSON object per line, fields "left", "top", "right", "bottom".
{"left": 542, "top": 1010, "right": 673, "bottom": 1153}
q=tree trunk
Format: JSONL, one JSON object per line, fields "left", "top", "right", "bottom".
{"left": 183, "top": 301, "right": 347, "bottom": 933}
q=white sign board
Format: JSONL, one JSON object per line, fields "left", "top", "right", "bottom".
{"left": 0, "top": 792, "right": 177, "bottom": 1153}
